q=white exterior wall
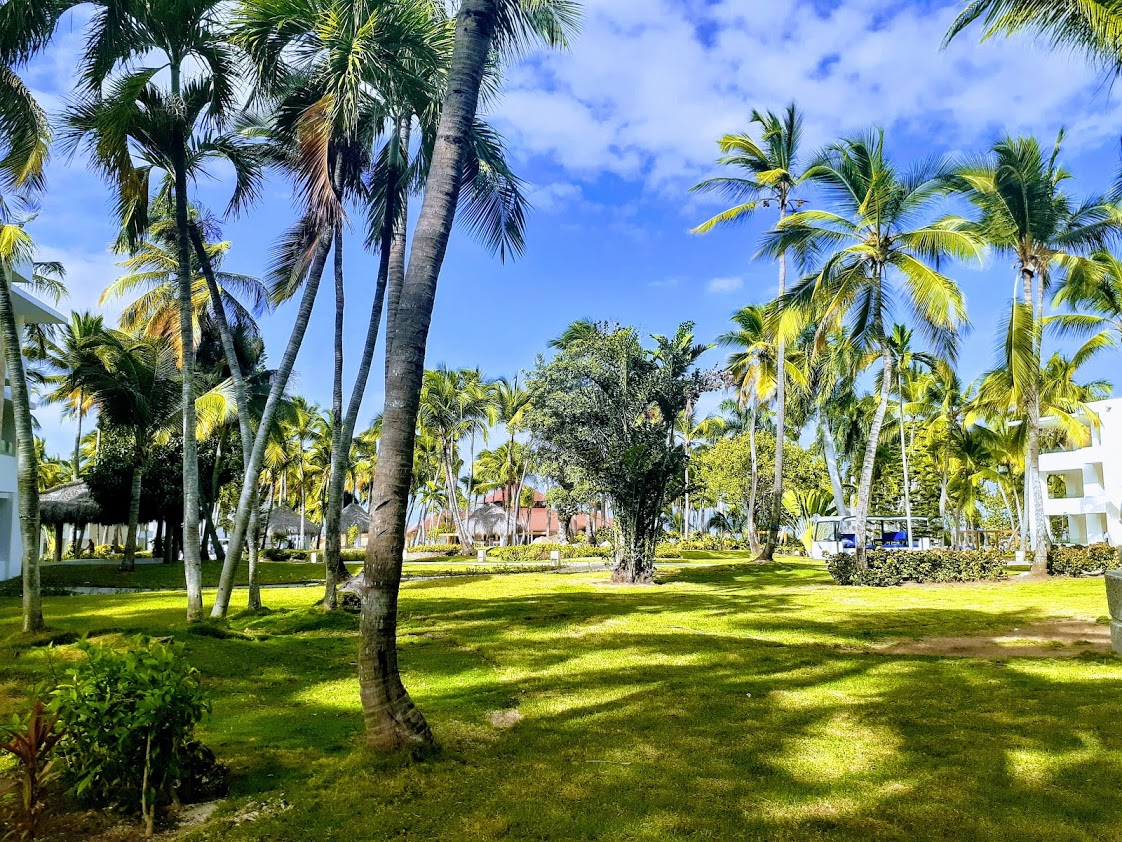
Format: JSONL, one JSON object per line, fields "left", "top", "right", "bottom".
{"left": 1038, "top": 398, "right": 1122, "bottom": 546}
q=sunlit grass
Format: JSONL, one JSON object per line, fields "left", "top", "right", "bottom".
{"left": 1, "top": 556, "right": 1120, "bottom": 840}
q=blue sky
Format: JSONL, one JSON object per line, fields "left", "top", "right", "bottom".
{"left": 21, "top": 0, "right": 1122, "bottom": 454}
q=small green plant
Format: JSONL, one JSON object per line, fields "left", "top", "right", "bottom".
{"left": 407, "top": 544, "right": 463, "bottom": 557}
{"left": 51, "top": 638, "right": 225, "bottom": 836}
{"left": 0, "top": 701, "right": 62, "bottom": 841}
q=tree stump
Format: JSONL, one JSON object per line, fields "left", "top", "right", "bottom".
{"left": 1106, "top": 571, "right": 1122, "bottom": 655}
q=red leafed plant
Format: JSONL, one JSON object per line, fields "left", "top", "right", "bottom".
{"left": 0, "top": 701, "right": 62, "bottom": 840}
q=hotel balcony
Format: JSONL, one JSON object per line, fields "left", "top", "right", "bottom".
{"left": 1039, "top": 446, "right": 1105, "bottom": 474}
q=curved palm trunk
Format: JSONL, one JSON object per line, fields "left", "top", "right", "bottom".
{"left": 761, "top": 204, "right": 788, "bottom": 561}
{"left": 190, "top": 222, "right": 264, "bottom": 610}
{"left": 210, "top": 235, "right": 332, "bottom": 618}
{"left": 897, "top": 373, "right": 914, "bottom": 549}
{"left": 854, "top": 349, "right": 894, "bottom": 570}
{"left": 1027, "top": 269, "right": 1049, "bottom": 574}
{"left": 359, "top": 0, "right": 497, "bottom": 750}
{"left": 818, "top": 411, "right": 848, "bottom": 517}
{"left": 325, "top": 141, "right": 401, "bottom": 609}
{"left": 0, "top": 267, "right": 43, "bottom": 632}
{"left": 442, "top": 442, "right": 474, "bottom": 550}
{"left": 170, "top": 66, "right": 203, "bottom": 621}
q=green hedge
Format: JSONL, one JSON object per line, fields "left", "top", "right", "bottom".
{"left": 1047, "top": 543, "right": 1122, "bottom": 576}
{"left": 258, "top": 548, "right": 365, "bottom": 562}
{"left": 407, "top": 544, "right": 464, "bottom": 557}
{"left": 827, "top": 549, "right": 1007, "bottom": 586}
{"left": 655, "top": 543, "right": 682, "bottom": 559}
{"left": 487, "top": 543, "right": 612, "bottom": 562}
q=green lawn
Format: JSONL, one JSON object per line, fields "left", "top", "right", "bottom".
{"left": 2, "top": 557, "right": 1120, "bottom": 840}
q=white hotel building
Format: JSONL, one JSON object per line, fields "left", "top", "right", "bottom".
{"left": 1038, "top": 398, "right": 1122, "bottom": 546}
{"left": 0, "top": 282, "right": 65, "bottom": 582}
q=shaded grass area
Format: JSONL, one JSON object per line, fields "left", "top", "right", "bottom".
{"left": 1, "top": 558, "right": 1120, "bottom": 840}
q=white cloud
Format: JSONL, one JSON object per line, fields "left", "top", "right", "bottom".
{"left": 649, "top": 276, "right": 680, "bottom": 289}
{"left": 493, "top": 0, "right": 1120, "bottom": 190}
{"left": 706, "top": 276, "right": 743, "bottom": 294}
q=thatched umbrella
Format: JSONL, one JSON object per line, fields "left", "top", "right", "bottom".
{"left": 38, "top": 480, "right": 107, "bottom": 563}
{"left": 466, "top": 504, "right": 518, "bottom": 544}
{"left": 263, "top": 505, "right": 320, "bottom": 542}
{"left": 339, "top": 503, "right": 369, "bottom": 547}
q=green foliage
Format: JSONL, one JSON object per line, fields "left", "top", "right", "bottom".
{"left": 1047, "top": 543, "right": 1122, "bottom": 576}
{"left": 408, "top": 545, "right": 464, "bottom": 557}
{"left": 51, "top": 638, "right": 224, "bottom": 819}
{"left": 669, "top": 535, "right": 756, "bottom": 552}
{"left": 654, "top": 543, "right": 682, "bottom": 559}
{"left": 486, "top": 543, "right": 611, "bottom": 562}
{"left": 826, "top": 550, "right": 1007, "bottom": 586}
{"left": 525, "top": 322, "right": 706, "bottom": 580}
{"left": 0, "top": 700, "right": 62, "bottom": 841}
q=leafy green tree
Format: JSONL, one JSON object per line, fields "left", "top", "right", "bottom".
{"left": 525, "top": 322, "right": 706, "bottom": 583}
{"left": 692, "top": 103, "right": 807, "bottom": 561}
{"left": 766, "top": 130, "right": 980, "bottom": 567}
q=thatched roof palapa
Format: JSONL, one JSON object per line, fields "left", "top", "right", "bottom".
{"left": 339, "top": 502, "right": 369, "bottom": 532}
{"left": 263, "top": 505, "right": 320, "bottom": 536}
{"left": 38, "top": 480, "right": 108, "bottom": 526}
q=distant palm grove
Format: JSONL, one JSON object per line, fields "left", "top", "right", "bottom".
{"left": 2, "top": 0, "right": 1122, "bottom": 808}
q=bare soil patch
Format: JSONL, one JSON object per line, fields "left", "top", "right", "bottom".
{"left": 877, "top": 619, "right": 1111, "bottom": 658}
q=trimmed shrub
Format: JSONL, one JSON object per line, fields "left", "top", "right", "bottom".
{"left": 667, "top": 535, "right": 755, "bottom": 552}
{"left": 826, "top": 549, "right": 1007, "bottom": 586}
{"left": 655, "top": 542, "right": 682, "bottom": 559}
{"left": 487, "top": 543, "right": 612, "bottom": 562}
{"left": 1047, "top": 543, "right": 1122, "bottom": 576}
{"left": 340, "top": 549, "right": 365, "bottom": 562}
{"left": 261, "top": 548, "right": 310, "bottom": 561}
{"left": 407, "top": 545, "right": 463, "bottom": 557}
{"left": 51, "top": 639, "right": 225, "bottom": 827}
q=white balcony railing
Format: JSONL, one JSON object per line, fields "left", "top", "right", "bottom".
{"left": 1043, "top": 495, "right": 1108, "bottom": 517}
{"left": 1039, "top": 446, "right": 1105, "bottom": 474}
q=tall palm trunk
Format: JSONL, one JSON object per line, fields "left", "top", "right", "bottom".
{"left": 0, "top": 267, "right": 43, "bottom": 631}
{"left": 443, "top": 442, "right": 474, "bottom": 550}
{"left": 761, "top": 199, "right": 788, "bottom": 561}
{"left": 122, "top": 434, "right": 144, "bottom": 572}
{"left": 854, "top": 347, "right": 894, "bottom": 569}
{"left": 210, "top": 236, "right": 332, "bottom": 618}
{"left": 359, "top": 0, "right": 497, "bottom": 750}
{"left": 1025, "top": 268, "right": 1049, "bottom": 574}
{"left": 746, "top": 394, "right": 761, "bottom": 555}
{"left": 70, "top": 399, "right": 84, "bottom": 551}
{"left": 170, "top": 63, "right": 203, "bottom": 620}
{"left": 188, "top": 223, "right": 262, "bottom": 609}
{"left": 818, "top": 411, "right": 848, "bottom": 517}
{"left": 325, "top": 136, "right": 401, "bottom": 609}
{"left": 897, "top": 371, "right": 913, "bottom": 548}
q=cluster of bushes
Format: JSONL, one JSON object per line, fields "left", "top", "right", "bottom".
{"left": 1, "top": 638, "right": 224, "bottom": 837}
{"left": 259, "top": 548, "right": 366, "bottom": 562}
{"left": 1047, "top": 543, "right": 1122, "bottom": 576}
{"left": 407, "top": 544, "right": 465, "bottom": 557}
{"left": 487, "top": 543, "right": 612, "bottom": 562}
{"left": 663, "top": 535, "right": 755, "bottom": 552}
{"left": 655, "top": 543, "right": 683, "bottom": 559}
{"left": 56, "top": 545, "right": 156, "bottom": 562}
{"left": 827, "top": 549, "right": 1007, "bottom": 586}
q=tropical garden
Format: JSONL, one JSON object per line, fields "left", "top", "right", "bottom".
{"left": 2, "top": 1, "right": 1122, "bottom": 839}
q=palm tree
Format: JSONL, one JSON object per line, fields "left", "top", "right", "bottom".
{"left": 692, "top": 103, "right": 806, "bottom": 560}
{"left": 947, "top": 133, "right": 1120, "bottom": 574}
{"left": 767, "top": 130, "right": 981, "bottom": 568}
{"left": 7, "top": 0, "right": 266, "bottom": 620}
{"left": 36, "top": 312, "right": 105, "bottom": 480}
{"left": 943, "top": 0, "right": 1122, "bottom": 75}
{"left": 70, "top": 331, "right": 180, "bottom": 571}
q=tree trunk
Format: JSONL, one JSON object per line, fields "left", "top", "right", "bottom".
{"left": 170, "top": 63, "right": 203, "bottom": 621}
{"left": 854, "top": 348, "right": 894, "bottom": 569}
{"left": 359, "top": 0, "right": 498, "bottom": 750}
{"left": 53, "top": 522, "right": 63, "bottom": 565}
{"left": 612, "top": 510, "right": 655, "bottom": 584}
{"left": 122, "top": 451, "right": 143, "bottom": 573}
{"left": 384, "top": 116, "right": 411, "bottom": 370}
{"left": 0, "top": 266, "right": 43, "bottom": 631}
{"left": 442, "top": 444, "right": 474, "bottom": 550}
{"left": 325, "top": 131, "right": 400, "bottom": 609}
{"left": 210, "top": 236, "right": 332, "bottom": 618}
{"left": 819, "top": 411, "right": 848, "bottom": 517}
{"left": 897, "top": 372, "right": 913, "bottom": 549}
{"left": 1027, "top": 268, "right": 1049, "bottom": 575}
{"left": 746, "top": 394, "right": 761, "bottom": 555}
{"left": 760, "top": 201, "right": 788, "bottom": 561}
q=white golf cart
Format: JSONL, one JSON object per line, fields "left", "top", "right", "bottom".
{"left": 810, "top": 516, "right": 940, "bottom": 560}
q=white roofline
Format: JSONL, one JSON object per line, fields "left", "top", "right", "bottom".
{"left": 10, "top": 283, "right": 65, "bottom": 325}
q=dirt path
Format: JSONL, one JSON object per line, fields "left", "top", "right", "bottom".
{"left": 876, "top": 619, "right": 1111, "bottom": 658}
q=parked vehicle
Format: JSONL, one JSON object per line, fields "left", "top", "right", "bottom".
{"left": 810, "top": 516, "right": 941, "bottom": 560}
